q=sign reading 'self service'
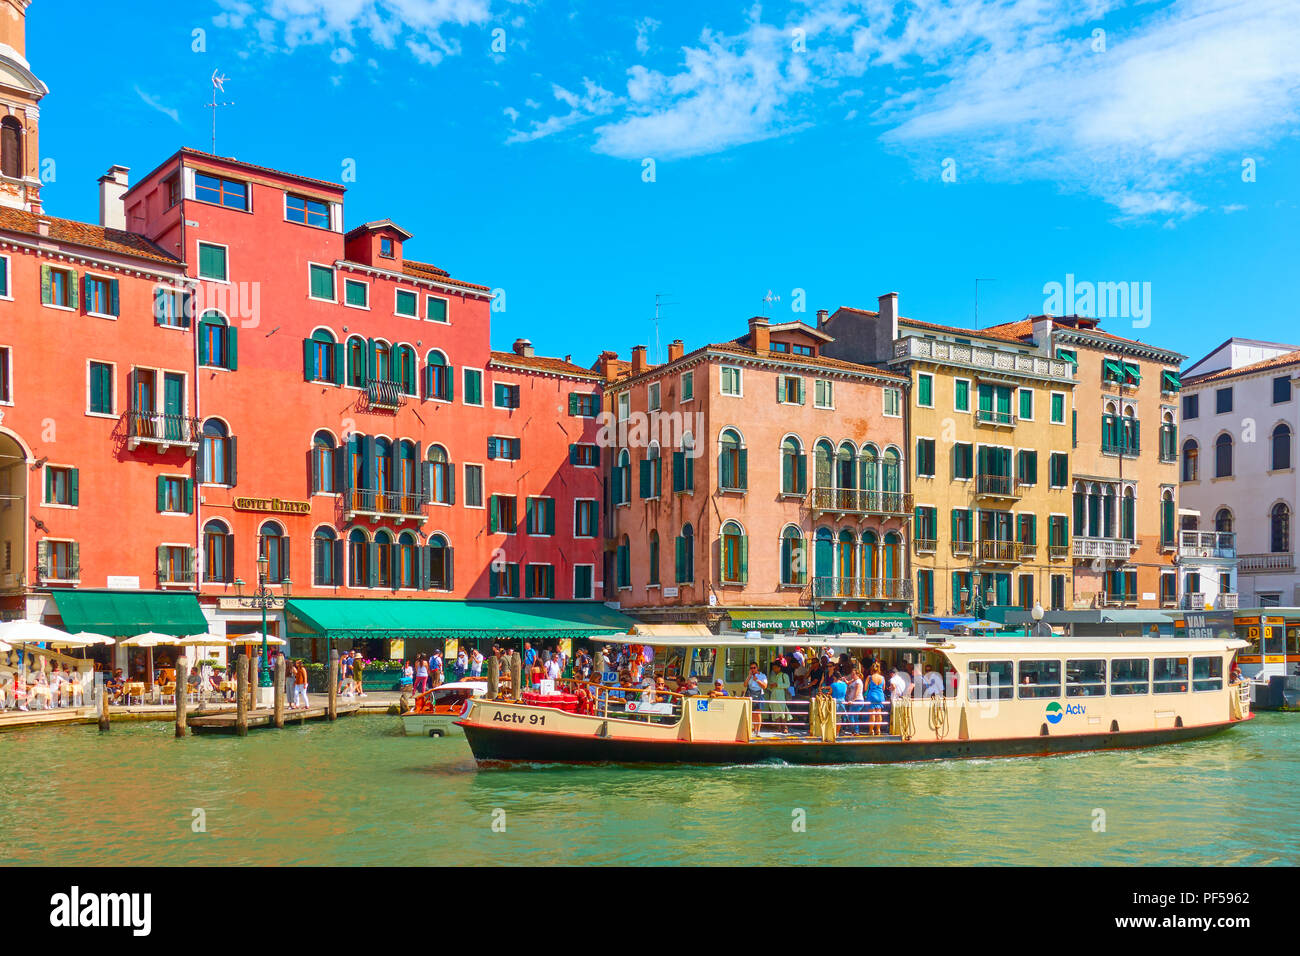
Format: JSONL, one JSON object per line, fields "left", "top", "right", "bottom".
{"left": 232, "top": 496, "right": 311, "bottom": 515}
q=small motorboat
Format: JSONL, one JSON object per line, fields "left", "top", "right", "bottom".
{"left": 399, "top": 680, "right": 488, "bottom": 737}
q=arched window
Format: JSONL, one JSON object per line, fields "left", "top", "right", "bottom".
{"left": 615, "top": 449, "right": 631, "bottom": 504}
{"left": 1073, "top": 482, "right": 1086, "bottom": 537}
{"left": 781, "top": 436, "right": 805, "bottom": 495}
{"left": 1102, "top": 485, "right": 1116, "bottom": 538}
{"left": 427, "top": 444, "right": 453, "bottom": 504}
{"left": 425, "top": 349, "right": 452, "bottom": 401}
{"left": 396, "top": 531, "right": 418, "bottom": 588}
{"left": 346, "top": 336, "right": 367, "bottom": 387}
{"left": 373, "top": 340, "right": 393, "bottom": 382}
{"left": 881, "top": 447, "right": 901, "bottom": 499}
{"left": 1, "top": 116, "right": 23, "bottom": 180}
{"left": 1122, "top": 487, "right": 1136, "bottom": 541}
{"left": 375, "top": 530, "right": 394, "bottom": 589}
{"left": 307, "top": 329, "right": 338, "bottom": 384}
{"left": 616, "top": 534, "right": 631, "bottom": 588}
{"left": 397, "top": 440, "right": 417, "bottom": 507}
{"left": 1214, "top": 433, "right": 1233, "bottom": 478}
{"left": 429, "top": 533, "right": 453, "bottom": 590}
{"left": 394, "top": 345, "right": 417, "bottom": 395}
{"left": 675, "top": 524, "right": 694, "bottom": 584}
{"left": 311, "top": 431, "right": 336, "bottom": 494}
{"left": 861, "top": 530, "right": 878, "bottom": 589}
{"left": 814, "top": 527, "right": 834, "bottom": 587}
{"left": 203, "top": 520, "right": 231, "bottom": 583}
{"left": 1215, "top": 508, "right": 1233, "bottom": 533}
{"left": 719, "top": 429, "right": 746, "bottom": 491}
{"left": 348, "top": 528, "right": 369, "bottom": 587}
{"left": 1272, "top": 424, "right": 1291, "bottom": 471}
{"left": 1271, "top": 503, "right": 1291, "bottom": 554}
{"left": 201, "top": 419, "right": 234, "bottom": 485}
{"left": 1160, "top": 489, "right": 1176, "bottom": 547}
{"left": 860, "top": 444, "right": 879, "bottom": 494}
{"left": 837, "top": 528, "right": 857, "bottom": 595}
{"left": 814, "top": 440, "right": 834, "bottom": 491}
{"left": 648, "top": 529, "right": 660, "bottom": 586}
{"left": 720, "top": 520, "right": 747, "bottom": 584}
{"left": 259, "top": 521, "right": 288, "bottom": 584}
{"left": 780, "top": 526, "right": 805, "bottom": 586}
{"left": 313, "top": 527, "right": 340, "bottom": 587}
{"left": 198, "top": 311, "right": 234, "bottom": 369}
{"left": 645, "top": 441, "right": 662, "bottom": 498}
{"left": 836, "top": 441, "right": 856, "bottom": 490}
{"left": 374, "top": 437, "right": 393, "bottom": 494}
{"left": 1182, "top": 439, "right": 1199, "bottom": 482}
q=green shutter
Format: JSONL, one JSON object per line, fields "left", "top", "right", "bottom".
{"left": 427, "top": 297, "right": 447, "bottom": 322}
{"left": 489, "top": 567, "right": 499, "bottom": 597}
{"left": 1019, "top": 388, "right": 1032, "bottom": 420}
{"left": 184, "top": 478, "right": 194, "bottom": 514}
{"left": 739, "top": 534, "right": 748, "bottom": 583}
{"left": 304, "top": 338, "right": 315, "bottom": 381}
{"left": 639, "top": 459, "right": 651, "bottom": 498}
{"left": 226, "top": 326, "right": 238, "bottom": 370}
{"left": 489, "top": 495, "right": 499, "bottom": 533}
{"left": 545, "top": 499, "right": 555, "bottom": 536}
{"left": 67, "top": 269, "right": 79, "bottom": 310}
{"left": 197, "top": 322, "right": 209, "bottom": 365}
{"left": 108, "top": 279, "right": 120, "bottom": 316}
{"left": 737, "top": 448, "right": 748, "bottom": 489}
{"left": 157, "top": 475, "right": 167, "bottom": 512}
{"left": 796, "top": 453, "right": 807, "bottom": 493}
{"left": 797, "top": 378, "right": 805, "bottom": 404}
{"left": 672, "top": 451, "right": 684, "bottom": 492}
{"left": 568, "top": 393, "right": 578, "bottom": 416}
{"left": 40, "top": 265, "right": 52, "bottom": 304}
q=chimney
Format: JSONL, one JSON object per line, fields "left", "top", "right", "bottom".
{"left": 597, "top": 350, "right": 620, "bottom": 381}
{"left": 99, "top": 165, "right": 130, "bottom": 231}
{"left": 1032, "top": 315, "right": 1055, "bottom": 354}
{"left": 631, "top": 345, "right": 648, "bottom": 373}
{"left": 512, "top": 337, "right": 534, "bottom": 358}
{"left": 749, "top": 316, "right": 770, "bottom": 353}
{"left": 816, "top": 309, "right": 828, "bottom": 329}
{"left": 667, "top": 339, "right": 684, "bottom": 363}
{"left": 36, "top": 218, "right": 49, "bottom": 237}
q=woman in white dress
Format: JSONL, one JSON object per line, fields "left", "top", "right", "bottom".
{"left": 768, "top": 659, "right": 793, "bottom": 725}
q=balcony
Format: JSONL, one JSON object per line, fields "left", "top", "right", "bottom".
{"left": 1218, "top": 593, "right": 1239, "bottom": 610}
{"left": 1181, "top": 592, "right": 1206, "bottom": 610}
{"left": 891, "top": 336, "right": 1075, "bottom": 383}
{"left": 975, "top": 408, "right": 1017, "bottom": 428}
{"left": 1017, "top": 542, "right": 1037, "bottom": 561}
{"left": 126, "top": 408, "right": 202, "bottom": 454}
{"left": 1178, "top": 531, "right": 1236, "bottom": 560}
{"left": 952, "top": 538, "right": 973, "bottom": 556}
{"left": 37, "top": 561, "right": 80, "bottom": 586}
{"left": 809, "top": 487, "right": 913, "bottom": 517}
{"left": 1047, "top": 544, "right": 1070, "bottom": 561}
{"left": 1098, "top": 592, "right": 1139, "bottom": 608}
{"left": 345, "top": 488, "right": 428, "bottom": 522}
{"left": 974, "top": 473, "right": 1022, "bottom": 500}
{"left": 976, "top": 539, "right": 1020, "bottom": 564}
{"left": 365, "top": 378, "right": 406, "bottom": 410}
{"left": 914, "top": 537, "right": 937, "bottom": 554}
{"left": 810, "top": 576, "right": 913, "bottom": 602}
{"left": 1072, "top": 536, "right": 1135, "bottom": 561}
{"left": 1238, "top": 553, "right": 1295, "bottom": 574}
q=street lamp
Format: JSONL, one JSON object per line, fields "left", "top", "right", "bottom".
{"left": 235, "top": 553, "right": 291, "bottom": 690}
{"left": 1031, "top": 600, "right": 1050, "bottom": 637}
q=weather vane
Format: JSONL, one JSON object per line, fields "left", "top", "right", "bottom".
{"left": 206, "top": 69, "right": 234, "bottom": 155}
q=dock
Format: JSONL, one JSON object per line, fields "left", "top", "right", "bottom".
{"left": 188, "top": 701, "right": 361, "bottom": 734}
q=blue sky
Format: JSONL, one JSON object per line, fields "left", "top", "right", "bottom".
{"left": 32, "top": 0, "right": 1300, "bottom": 368}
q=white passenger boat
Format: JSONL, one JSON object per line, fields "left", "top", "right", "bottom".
{"left": 400, "top": 680, "right": 487, "bottom": 737}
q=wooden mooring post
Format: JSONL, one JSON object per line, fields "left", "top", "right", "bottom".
{"left": 175, "top": 656, "right": 189, "bottom": 738}
{"left": 96, "top": 671, "right": 110, "bottom": 732}
{"left": 235, "top": 653, "right": 249, "bottom": 737}
{"left": 274, "top": 653, "right": 286, "bottom": 728}
{"left": 328, "top": 649, "right": 339, "bottom": 720}
{"left": 488, "top": 653, "right": 499, "bottom": 698}
{"left": 509, "top": 650, "right": 522, "bottom": 702}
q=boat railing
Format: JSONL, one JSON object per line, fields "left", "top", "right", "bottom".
{"left": 564, "top": 679, "right": 688, "bottom": 725}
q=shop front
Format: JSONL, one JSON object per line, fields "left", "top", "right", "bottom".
{"left": 726, "top": 609, "right": 912, "bottom": 636}
{"left": 48, "top": 590, "right": 210, "bottom": 680}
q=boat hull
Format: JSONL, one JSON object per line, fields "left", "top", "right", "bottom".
{"left": 400, "top": 713, "right": 465, "bottom": 737}
{"left": 460, "top": 718, "right": 1244, "bottom": 766}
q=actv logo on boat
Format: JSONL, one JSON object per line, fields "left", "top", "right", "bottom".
{"left": 48, "top": 887, "right": 151, "bottom": 937}
{"left": 1046, "top": 702, "right": 1085, "bottom": 724}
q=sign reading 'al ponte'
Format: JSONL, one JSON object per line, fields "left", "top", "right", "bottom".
{"left": 232, "top": 496, "right": 311, "bottom": 515}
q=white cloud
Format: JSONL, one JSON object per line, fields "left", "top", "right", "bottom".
{"left": 635, "top": 17, "right": 660, "bottom": 55}
{"left": 134, "top": 86, "right": 180, "bottom": 123}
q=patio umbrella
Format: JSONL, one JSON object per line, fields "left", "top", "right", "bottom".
{"left": 0, "top": 619, "right": 73, "bottom": 673}
{"left": 119, "top": 632, "right": 181, "bottom": 686}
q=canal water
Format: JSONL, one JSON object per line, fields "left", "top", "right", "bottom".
{"left": 2, "top": 714, "right": 1296, "bottom": 866}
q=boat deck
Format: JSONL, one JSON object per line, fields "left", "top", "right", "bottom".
{"left": 188, "top": 702, "right": 360, "bottom": 734}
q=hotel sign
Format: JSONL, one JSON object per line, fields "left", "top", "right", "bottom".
{"left": 232, "top": 497, "right": 311, "bottom": 515}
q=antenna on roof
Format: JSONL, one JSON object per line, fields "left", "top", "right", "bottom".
{"left": 974, "top": 278, "right": 997, "bottom": 329}
{"left": 762, "top": 289, "right": 781, "bottom": 318}
{"left": 652, "top": 293, "right": 676, "bottom": 364}
{"left": 206, "top": 70, "right": 234, "bottom": 155}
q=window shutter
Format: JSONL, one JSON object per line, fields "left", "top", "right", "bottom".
{"left": 418, "top": 544, "right": 430, "bottom": 589}
{"left": 303, "top": 339, "right": 315, "bottom": 381}
{"left": 310, "top": 447, "right": 321, "bottom": 493}
{"left": 545, "top": 499, "right": 555, "bottom": 536}
{"left": 639, "top": 459, "right": 651, "bottom": 498}
{"left": 228, "top": 436, "right": 238, "bottom": 486}
{"left": 797, "top": 378, "right": 805, "bottom": 404}
{"left": 446, "top": 365, "right": 454, "bottom": 402}
{"left": 314, "top": 538, "right": 326, "bottom": 587}
{"left": 184, "top": 478, "right": 194, "bottom": 514}
{"left": 738, "top": 448, "right": 748, "bottom": 489}
{"left": 157, "top": 475, "right": 167, "bottom": 512}
{"left": 279, "top": 536, "right": 291, "bottom": 581}
{"left": 68, "top": 269, "right": 79, "bottom": 310}
{"left": 40, "top": 265, "right": 52, "bottom": 304}
{"left": 776, "top": 377, "right": 783, "bottom": 403}
{"left": 739, "top": 535, "right": 749, "bottom": 583}
{"left": 672, "top": 451, "right": 683, "bottom": 491}
{"left": 366, "top": 338, "right": 377, "bottom": 381}
{"left": 367, "top": 542, "right": 380, "bottom": 588}
{"left": 447, "top": 468, "right": 456, "bottom": 505}
{"left": 197, "top": 324, "right": 209, "bottom": 366}
{"left": 66, "top": 468, "right": 78, "bottom": 507}
{"left": 489, "top": 495, "right": 499, "bottom": 533}
{"left": 508, "top": 563, "right": 519, "bottom": 597}
{"left": 569, "top": 393, "right": 578, "bottom": 416}
{"left": 225, "top": 326, "right": 238, "bottom": 370}
{"left": 489, "top": 566, "right": 499, "bottom": 597}
{"left": 796, "top": 453, "right": 807, "bottom": 493}
{"left": 107, "top": 279, "right": 120, "bottom": 316}
{"left": 445, "top": 547, "right": 454, "bottom": 590}
{"left": 487, "top": 437, "right": 498, "bottom": 460}
{"left": 569, "top": 443, "right": 578, "bottom": 465}
{"left": 685, "top": 455, "right": 694, "bottom": 492}
{"left": 337, "top": 444, "right": 350, "bottom": 492}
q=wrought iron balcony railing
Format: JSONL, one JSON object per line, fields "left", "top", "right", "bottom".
{"left": 345, "top": 488, "right": 429, "bottom": 520}
{"left": 810, "top": 576, "right": 913, "bottom": 602}
{"left": 975, "top": 473, "right": 1022, "bottom": 498}
{"left": 809, "top": 487, "right": 913, "bottom": 517}
{"left": 975, "top": 408, "right": 1016, "bottom": 427}
{"left": 976, "top": 539, "right": 1019, "bottom": 563}
{"left": 365, "top": 378, "right": 406, "bottom": 409}
{"left": 126, "top": 408, "right": 202, "bottom": 452}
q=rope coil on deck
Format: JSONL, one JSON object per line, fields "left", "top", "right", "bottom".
{"left": 893, "top": 696, "right": 914, "bottom": 740}
{"left": 928, "top": 695, "right": 949, "bottom": 739}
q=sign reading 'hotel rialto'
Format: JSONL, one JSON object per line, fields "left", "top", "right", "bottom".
{"left": 232, "top": 496, "right": 311, "bottom": 515}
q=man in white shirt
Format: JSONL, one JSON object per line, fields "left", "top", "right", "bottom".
{"left": 544, "top": 655, "right": 562, "bottom": 682}
{"left": 888, "top": 667, "right": 907, "bottom": 701}
{"left": 922, "top": 665, "right": 945, "bottom": 698}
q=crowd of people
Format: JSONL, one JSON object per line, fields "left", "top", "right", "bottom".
{"left": 2, "top": 660, "right": 89, "bottom": 711}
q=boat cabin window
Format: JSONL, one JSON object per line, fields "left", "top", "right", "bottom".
{"left": 1153, "top": 657, "right": 1189, "bottom": 694}
{"left": 1110, "top": 658, "right": 1149, "bottom": 695}
{"left": 1287, "top": 626, "right": 1299, "bottom": 656}
{"left": 690, "top": 647, "right": 717, "bottom": 681}
{"left": 432, "top": 687, "right": 473, "bottom": 704}
{"left": 1065, "top": 660, "right": 1107, "bottom": 697}
{"left": 1016, "top": 659, "right": 1061, "bottom": 699}
{"left": 661, "top": 647, "right": 688, "bottom": 681}
{"left": 967, "top": 660, "right": 1013, "bottom": 700}
{"left": 724, "top": 646, "right": 780, "bottom": 682}
{"left": 1192, "top": 656, "right": 1223, "bottom": 691}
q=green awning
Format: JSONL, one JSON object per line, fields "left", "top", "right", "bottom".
{"left": 285, "top": 599, "right": 636, "bottom": 641}
{"left": 1123, "top": 361, "right": 1141, "bottom": 383}
{"left": 728, "top": 610, "right": 912, "bottom": 632}
{"left": 1162, "top": 370, "right": 1181, "bottom": 391}
{"left": 1055, "top": 348, "right": 1078, "bottom": 366}
{"left": 1102, "top": 359, "right": 1124, "bottom": 382}
{"left": 50, "top": 590, "right": 208, "bottom": 637}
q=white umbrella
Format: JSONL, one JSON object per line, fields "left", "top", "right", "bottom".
{"left": 0, "top": 619, "right": 70, "bottom": 643}
{"left": 119, "top": 633, "right": 181, "bottom": 689}
{"left": 234, "top": 632, "right": 287, "bottom": 646}
{"left": 178, "top": 633, "right": 234, "bottom": 647}
{"left": 0, "top": 640, "right": 11, "bottom": 653}
{"left": 46, "top": 631, "right": 112, "bottom": 649}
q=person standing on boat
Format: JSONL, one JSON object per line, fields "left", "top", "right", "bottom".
{"left": 522, "top": 642, "right": 536, "bottom": 672}
{"left": 746, "top": 661, "right": 768, "bottom": 733}
{"left": 844, "top": 664, "right": 865, "bottom": 734}
{"left": 768, "top": 659, "right": 792, "bottom": 725}
{"left": 865, "top": 661, "right": 887, "bottom": 735}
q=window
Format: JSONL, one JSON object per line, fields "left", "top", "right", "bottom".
{"left": 258, "top": 521, "right": 290, "bottom": 584}
{"left": 648, "top": 531, "right": 661, "bottom": 587}
{"left": 968, "top": 661, "right": 1013, "bottom": 701}
{"left": 916, "top": 438, "right": 936, "bottom": 477}
{"left": 494, "top": 382, "right": 520, "bottom": 409}
{"left": 158, "top": 545, "right": 194, "bottom": 585}
{"left": 615, "top": 536, "right": 630, "bottom": 589}
{"left": 309, "top": 264, "right": 335, "bottom": 300}
{"left": 719, "top": 429, "right": 747, "bottom": 491}
{"left": 681, "top": 371, "right": 694, "bottom": 402}
{"left": 1017, "top": 575, "right": 1034, "bottom": 610}
{"left": 1111, "top": 659, "right": 1149, "bottom": 695}
{"left": 463, "top": 464, "right": 483, "bottom": 508}
{"left": 1065, "top": 660, "right": 1106, "bottom": 697}
{"left": 1056, "top": 348, "right": 1077, "bottom": 367}
{"left": 952, "top": 443, "right": 973, "bottom": 480}
{"left": 720, "top": 521, "right": 747, "bottom": 584}
{"left": 0, "top": 116, "right": 21, "bottom": 180}
{"left": 616, "top": 393, "right": 630, "bottom": 422}
{"left": 1215, "top": 387, "right": 1233, "bottom": 414}
{"left": 571, "top": 443, "right": 599, "bottom": 467}
{"left": 462, "top": 368, "right": 483, "bottom": 406}
{"left": 1274, "top": 376, "right": 1293, "bottom": 404}
{"left": 1014, "top": 450, "right": 1037, "bottom": 487}
{"left": 781, "top": 437, "right": 806, "bottom": 495}
{"left": 525, "top": 497, "right": 556, "bottom": 536}
{"left": 84, "top": 275, "right": 119, "bottom": 317}
{"left": 976, "top": 383, "right": 1014, "bottom": 425}
{"left": 487, "top": 436, "right": 521, "bottom": 460}
{"left": 1016, "top": 660, "right": 1061, "bottom": 699}
{"left": 612, "top": 449, "right": 631, "bottom": 505}
{"left": 42, "top": 265, "right": 75, "bottom": 308}
{"left": 157, "top": 475, "right": 193, "bottom": 513}
{"left": 1101, "top": 413, "right": 1139, "bottom": 456}
{"left": 1048, "top": 514, "right": 1068, "bottom": 549}
{"left": 198, "top": 311, "right": 237, "bottom": 370}
{"left": 1214, "top": 433, "right": 1233, "bottom": 478}
{"left": 88, "top": 361, "right": 114, "bottom": 415}
{"left": 777, "top": 527, "right": 806, "bottom": 586}
{"left": 1153, "top": 657, "right": 1189, "bottom": 694}
{"left": 1272, "top": 424, "right": 1291, "bottom": 470}
{"left": 1271, "top": 503, "right": 1290, "bottom": 553}
{"left": 1049, "top": 393, "right": 1065, "bottom": 424}
{"left": 916, "top": 374, "right": 933, "bottom": 407}
{"left": 574, "top": 499, "right": 599, "bottom": 537}
{"left": 426, "top": 446, "right": 454, "bottom": 504}
{"left": 313, "top": 528, "right": 341, "bottom": 586}
{"left": 311, "top": 432, "right": 337, "bottom": 493}
{"left": 346, "top": 529, "right": 369, "bottom": 588}
{"left": 954, "top": 378, "right": 970, "bottom": 413}
{"left": 425, "top": 350, "right": 453, "bottom": 401}
{"left": 648, "top": 381, "right": 661, "bottom": 411}
{"left": 721, "top": 366, "right": 742, "bottom": 396}
{"left": 676, "top": 524, "right": 695, "bottom": 583}
{"left": 1193, "top": 656, "right": 1224, "bottom": 692}
{"left": 914, "top": 506, "right": 937, "bottom": 548}
{"left": 200, "top": 419, "right": 236, "bottom": 485}
{"left": 197, "top": 242, "right": 228, "bottom": 282}
{"left": 1101, "top": 359, "right": 1125, "bottom": 385}
{"left": 380, "top": 237, "right": 395, "bottom": 258}
{"left": 286, "top": 193, "right": 329, "bottom": 227}
{"left": 425, "top": 296, "right": 448, "bottom": 323}
{"left": 426, "top": 535, "right": 453, "bottom": 590}
{"left": 1161, "top": 490, "right": 1176, "bottom": 547}
{"left": 306, "top": 330, "right": 339, "bottom": 384}
{"left": 672, "top": 442, "right": 695, "bottom": 493}
{"left": 345, "top": 336, "right": 366, "bottom": 388}
{"left": 489, "top": 494, "right": 517, "bottom": 533}
{"left": 395, "top": 289, "right": 418, "bottom": 317}
{"left": 44, "top": 466, "right": 79, "bottom": 506}
{"left": 490, "top": 562, "right": 520, "bottom": 598}
{"left": 1182, "top": 439, "right": 1199, "bottom": 482}
{"left": 569, "top": 392, "right": 599, "bottom": 417}
{"left": 203, "top": 521, "right": 232, "bottom": 583}
{"left": 194, "top": 173, "right": 248, "bottom": 210}
{"left": 639, "top": 445, "right": 663, "bottom": 499}
{"left": 525, "top": 564, "right": 556, "bottom": 599}
{"left": 814, "top": 379, "right": 833, "bottom": 408}
{"left": 154, "top": 287, "right": 190, "bottom": 328}
{"left": 1018, "top": 388, "right": 1033, "bottom": 421}
{"left": 1048, "top": 452, "right": 1068, "bottom": 488}
{"left": 1182, "top": 394, "right": 1198, "bottom": 419}
{"left": 951, "top": 509, "right": 972, "bottom": 549}
{"left": 573, "top": 565, "right": 594, "bottom": 600}
{"left": 335, "top": 280, "right": 366, "bottom": 312}
{"left": 883, "top": 387, "right": 901, "bottom": 417}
